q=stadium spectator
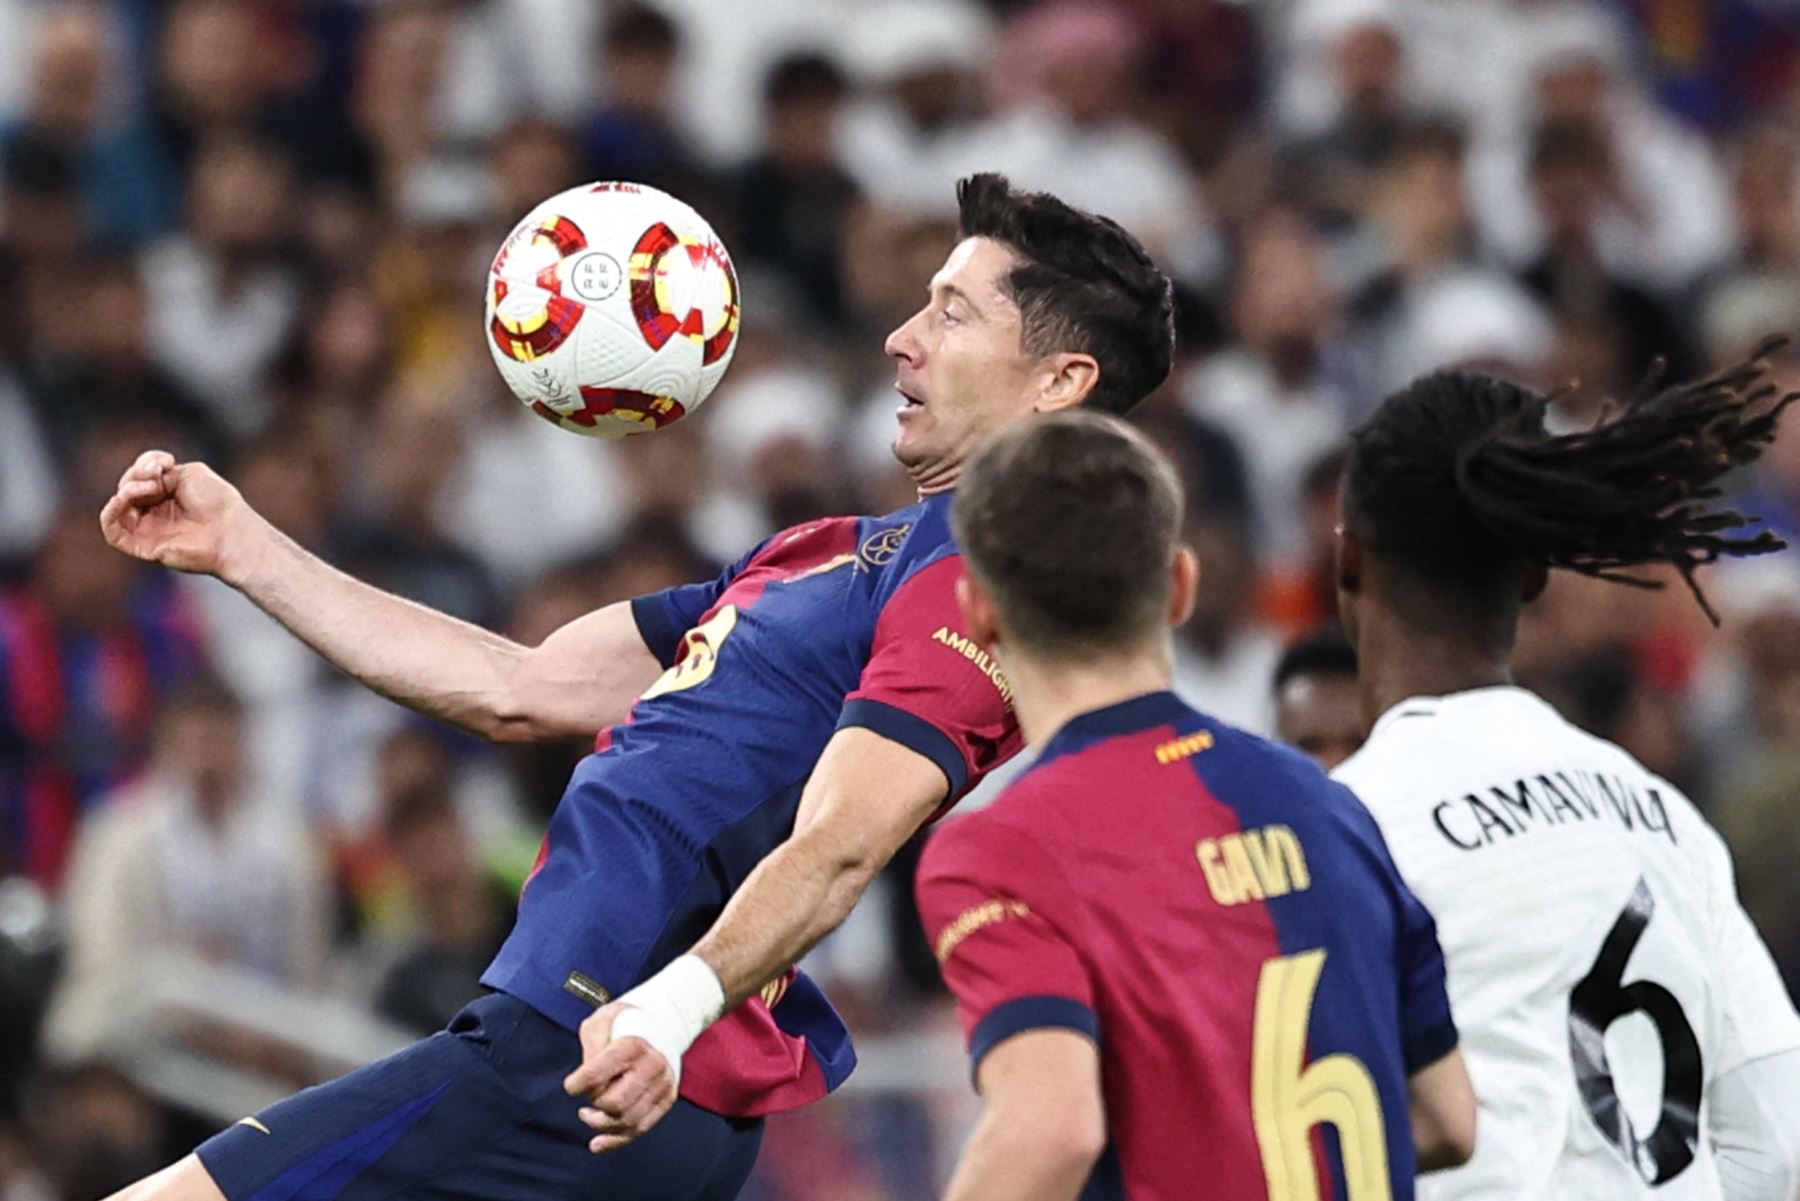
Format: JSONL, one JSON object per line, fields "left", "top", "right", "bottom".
{"left": 371, "top": 782, "right": 514, "bottom": 1036}
{"left": 732, "top": 52, "right": 861, "bottom": 331}
{"left": 970, "top": 0, "right": 1221, "bottom": 283}
{"left": 140, "top": 135, "right": 300, "bottom": 438}
{"left": 0, "top": 509, "right": 204, "bottom": 888}
{"left": 336, "top": 388, "right": 500, "bottom": 627}
{"left": 1169, "top": 514, "right": 1284, "bottom": 734}
{"left": 580, "top": 4, "right": 701, "bottom": 196}
{"left": 14, "top": 252, "right": 224, "bottom": 467}
{"left": 41, "top": 675, "right": 328, "bottom": 1063}
{"left": 1516, "top": 119, "right": 1700, "bottom": 385}
{"left": 1184, "top": 208, "right": 1351, "bottom": 553}
{"left": 837, "top": 0, "right": 995, "bottom": 216}
{"left": 1272, "top": 626, "right": 1365, "bottom": 770}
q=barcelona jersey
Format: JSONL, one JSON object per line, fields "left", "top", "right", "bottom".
{"left": 917, "top": 691, "right": 1457, "bottom": 1201}
{"left": 482, "top": 491, "right": 1021, "bottom": 1117}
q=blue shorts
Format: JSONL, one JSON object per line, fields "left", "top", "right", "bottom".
{"left": 196, "top": 993, "right": 763, "bottom": 1201}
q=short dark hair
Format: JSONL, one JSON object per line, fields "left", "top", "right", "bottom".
{"left": 955, "top": 173, "right": 1175, "bottom": 415}
{"left": 157, "top": 672, "right": 242, "bottom": 732}
{"left": 604, "top": 3, "right": 679, "bottom": 56}
{"left": 1530, "top": 118, "right": 1607, "bottom": 177}
{"left": 1343, "top": 343, "right": 1797, "bottom": 624}
{"left": 1273, "top": 628, "right": 1359, "bottom": 692}
{"left": 953, "top": 410, "right": 1183, "bottom": 657}
{"left": 764, "top": 51, "right": 849, "bottom": 108}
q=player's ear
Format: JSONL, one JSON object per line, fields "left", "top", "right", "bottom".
{"left": 1521, "top": 560, "right": 1549, "bottom": 604}
{"left": 1169, "top": 545, "right": 1200, "bottom": 628}
{"left": 956, "top": 573, "right": 1002, "bottom": 649}
{"left": 1033, "top": 353, "right": 1100, "bottom": 413}
{"left": 1335, "top": 521, "right": 1363, "bottom": 598}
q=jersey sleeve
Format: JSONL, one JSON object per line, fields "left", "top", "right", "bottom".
{"left": 916, "top": 815, "right": 1097, "bottom": 1078}
{"left": 1345, "top": 784, "right": 1459, "bottom": 1073}
{"left": 836, "top": 555, "right": 1019, "bottom": 800}
{"left": 1702, "top": 822, "right": 1800, "bottom": 1077}
{"left": 1392, "top": 868, "right": 1459, "bottom": 1072}
{"left": 629, "top": 537, "right": 769, "bottom": 667}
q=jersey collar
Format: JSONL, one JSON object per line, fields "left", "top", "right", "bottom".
{"left": 1367, "top": 683, "right": 1543, "bottom": 740}
{"left": 1036, "top": 689, "right": 1191, "bottom": 767}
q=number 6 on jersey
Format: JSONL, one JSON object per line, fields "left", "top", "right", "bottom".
{"left": 1254, "top": 948, "right": 1393, "bottom": 1201}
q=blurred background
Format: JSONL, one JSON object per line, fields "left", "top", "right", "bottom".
{"left": 5, "top": 0, "right": 1800, "bottom": 1196}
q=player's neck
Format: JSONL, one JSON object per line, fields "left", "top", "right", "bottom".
{"left": 1355, "top": 612, "right": 1513, "bottom": 728}
{"left": 1005, "top": 649, "right": 1175, "bottom": 748}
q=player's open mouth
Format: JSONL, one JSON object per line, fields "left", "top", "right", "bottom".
{"left": 896, "top": 387, "right": 925, "bottom": 412}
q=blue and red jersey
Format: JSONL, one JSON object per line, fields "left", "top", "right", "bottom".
{"left": 0, "top": 576, "right": 205, "bottom": 888}
{"left": 482, "top": 491, "right": 1022, "bottom": 1117}
{"left": 917, "top": 691, "right": 1456, "bottom": 1201}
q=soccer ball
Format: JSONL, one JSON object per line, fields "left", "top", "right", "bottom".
{"left": 484, "top": 182, "right": 741, "bottom": 438}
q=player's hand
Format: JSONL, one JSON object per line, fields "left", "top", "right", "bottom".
{"left": 564, "top": 1001, "right": 679, "bottom": 1154}
{"left": 99, "top": 451, "right": 260, "bottom": 580}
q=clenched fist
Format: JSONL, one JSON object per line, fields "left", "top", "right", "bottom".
{"left": 99, "top": 450, "right": 261, "bottom": 580}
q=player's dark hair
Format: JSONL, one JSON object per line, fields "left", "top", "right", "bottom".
{"left": 1343, "top": 342, "right": 1797, "bottom": 625}
{"left": 604, "top": 3, "right": 679, "bottom": 56}
{"left": 955, "top": 173, "right": 1175, "bottom": 415}
{"left": 953, "top": 410, "right": 1183, "bottom": 657}
{"left": 1273, "top": 628, "right": 1359, "bottom": 692}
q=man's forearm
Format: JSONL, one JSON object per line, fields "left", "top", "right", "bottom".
{"left": 223, "top": 517, "right": 583, "bottom": 741}
{"left": 591, "top": 833, "right": 877, "bottom": 1085}
{"left": 689, "top": 829, "right": 876, "bottom": 1009}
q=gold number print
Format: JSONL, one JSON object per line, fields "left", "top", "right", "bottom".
{"left": 640, "top": 605, "right": 739, "bottom": 701}
{"left": 1252, "top": 949, "right": 1392, "bottom": 1201}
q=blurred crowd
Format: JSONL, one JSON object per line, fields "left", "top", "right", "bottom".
{"left": 5, "top": 0, "right": 1800, "bottom": 1197}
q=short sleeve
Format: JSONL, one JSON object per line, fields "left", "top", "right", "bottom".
{"left": 1704, "top": 825, "right": 1800, "bottom": 1076}
{"left": 836, "top": 555, "right": 1021, "bottom": 801}
{"left": 916, "top": 817, "right": 1097, "bottom": 1077}
{"left": 1393, "top": 869, "right": 1459, "bottom": 1073}
{"left": 630, "top": 537, "right": 770, "bottom": 667}
{"left": 1348, "top": 784, "right": 1458, "bottom": 1074}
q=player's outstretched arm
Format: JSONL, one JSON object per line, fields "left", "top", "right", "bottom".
{"left": 942, "top": 1029, "right": 1106, "bottom": 1201}
{"left": 100, "top": 450, "right": 662, "bottom": 741}
{"left": 1409, "top": 1048, "right": 1477, "bottom": 1172}
{"left": 563, "top": 726, "right": 946, "bottom": 1150}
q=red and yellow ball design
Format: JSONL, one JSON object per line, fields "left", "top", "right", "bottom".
{"left": 484, "top": 182, "right": 741, "bottom": 439}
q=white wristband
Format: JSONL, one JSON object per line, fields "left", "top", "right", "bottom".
{"left": 611, "top": 955, "right": 726, "bottom": 1085}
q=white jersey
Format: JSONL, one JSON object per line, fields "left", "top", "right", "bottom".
{"left": 1334, "top": 686, "right": 1800, "bottom": 1201}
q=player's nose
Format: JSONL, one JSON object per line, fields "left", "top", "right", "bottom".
{"left": 885, "top": 311, "right": 924, "bottom": 364}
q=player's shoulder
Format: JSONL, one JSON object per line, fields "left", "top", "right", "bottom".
{"left": 1202, "top": 713, "right": 1364, "bottom": 814}
{"left": 873, "top": 491, "right": 957, "bottom": 567}
{"left": 855, "top": 492, "right": 965, "bottom": 602}
{"left": 919, "top": 797, "right": 1055, "bottom": 893}
{"left": 1332, "top": 686, "right": 1563, "bottom": 796}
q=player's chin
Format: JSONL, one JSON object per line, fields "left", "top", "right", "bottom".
{"left": 890, "top": 423, "right": 937, "bottom": 473}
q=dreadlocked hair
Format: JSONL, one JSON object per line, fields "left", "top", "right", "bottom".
{"left": 1344, "top": 339, "right": 1798, "bottom": 624}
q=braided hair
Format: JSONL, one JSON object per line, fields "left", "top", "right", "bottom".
{"left": 1344, "top": 340, "right": 1798, "bottom": 624}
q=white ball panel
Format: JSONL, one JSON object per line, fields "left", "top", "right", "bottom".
{"left": 484, "top": 180, "right": 739, "bottom": 434}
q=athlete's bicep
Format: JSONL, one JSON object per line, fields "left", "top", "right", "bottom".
{"left": 510, "top": 600, "right": 663, "bottom": 738}
{"left": 630, "top": 537, "right": 771, "bottom": 666}
{"left": 789, "top": 726, "right": 951, "bottom": 879}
